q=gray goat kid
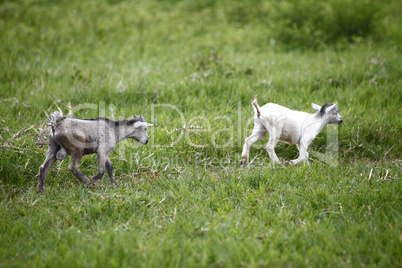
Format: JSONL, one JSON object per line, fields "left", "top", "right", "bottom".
{"left": 38, "top": 112, "right": 153, "bottom": 193}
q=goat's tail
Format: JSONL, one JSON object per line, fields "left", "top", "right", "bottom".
{"left": 251, "top": 95, "right": 261, "bottom": 118}
{"left": 47, "top": 111, "right": 63, "bottom": 133}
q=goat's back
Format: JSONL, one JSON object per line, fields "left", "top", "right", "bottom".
{"left": 260, "top": 103, "right": 310, "bottom": 120}
{"left": 52, "top": 117, "right": 117, "bottom": 153}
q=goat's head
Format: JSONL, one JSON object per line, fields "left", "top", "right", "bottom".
{"left": 311, "top": 103, "right": 343, "bottom": 124}
{"left": 127, "top": 115, "right": 153, "bottom": 144}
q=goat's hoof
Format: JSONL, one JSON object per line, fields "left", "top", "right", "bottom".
{"left": 240, "top": 156, "right": 248, "bottom": 166}
{"left": 284, "top": 161, "right": 289, "bottom": 166}
{"left": 38, "top": 186, "right": 45, "bottom": 194}
{"left": 289, "top": 160, "right": 297, "bottom": 166}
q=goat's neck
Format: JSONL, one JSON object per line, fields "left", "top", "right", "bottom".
{"left": 311, "top": 113, "right": 328, "bottom": 137}
{"left": 115, "top": 121, "right": 132, "bottom": 143}
{"left": 302, "top": 113, "right": 329, "bottom": 142}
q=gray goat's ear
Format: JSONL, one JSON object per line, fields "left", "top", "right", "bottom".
{"left": 311, "top": 103, "right": 321, "bottom": 111}
{"left": 134, "top": 122, "right": 154, "bottom": 128}
{"left": 139, "top": 115, "right": 145, "bottom": 122}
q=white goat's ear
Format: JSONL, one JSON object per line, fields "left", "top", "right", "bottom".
{"left": 311, "top": 103, "right": 321, "bottom": 111}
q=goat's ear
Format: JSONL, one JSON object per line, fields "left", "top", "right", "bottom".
{"left": 134, "top": 122, "right": 154, "bottom": 127}
{"left": 311, "top": 103, "right": 321, "bottom": 111}
{"left": 326, "top": 103, "right": 337, "bottom": 111}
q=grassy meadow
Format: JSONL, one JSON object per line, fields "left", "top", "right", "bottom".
{"left": 1, "top": 0, "right": 401, "bottom": 267}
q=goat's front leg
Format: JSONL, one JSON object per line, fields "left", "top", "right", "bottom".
{"left": 241, "top": 123, "right": 267, "bottom": 165}
{"left": 68, "top": 150, "right": 90, "bottom": 185}
{"left": 38, "top": 143, "right": 58, "bottom": 193}
{"left": 288, "top": 143, "right": 309, "bottom": 166}
{"left": 106, "top": 157, "right": 118, "bottom": 187}
{"left": 89, "top": 153, "right": 106, "bottom": 186}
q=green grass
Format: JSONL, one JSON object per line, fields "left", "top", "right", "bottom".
{"left": 1, "top": 0, "right": 401, "bottom": 267}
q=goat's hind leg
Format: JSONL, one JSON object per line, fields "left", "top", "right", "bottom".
{"left": 68, "top": 150, "right": 90, "bottom": 186}
{"left": 38, "top": 142, "right": 58, "bottom": 193}
{"left": 105, "top": 157, "right": 118, "bottom": 187}
{"left": 241, "top": 121, "right": 267, "bottom": 165}
{"left": 265, "top": 128, "right": 281, "bottom": 164}
{"left": 89, "top": 154, "right": 106, "bottom": 186}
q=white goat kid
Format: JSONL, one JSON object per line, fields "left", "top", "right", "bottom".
{"left": 38, "top": 112, "right": 153, "bottom": 193}
{"left": 241, "top": 97, "right": 342, "bottom": 166}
